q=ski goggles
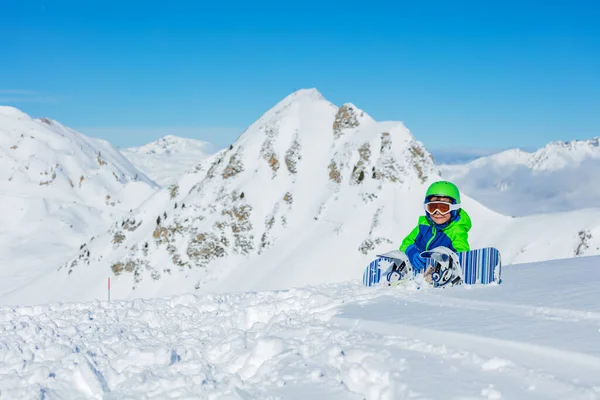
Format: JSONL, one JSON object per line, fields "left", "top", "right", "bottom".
{"left": 424, "top": 201, "right": 461, "bottom": 215}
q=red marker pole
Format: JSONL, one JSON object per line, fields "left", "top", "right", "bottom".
{"left": 108, "top": 277, "right": 111, "bottom": 303}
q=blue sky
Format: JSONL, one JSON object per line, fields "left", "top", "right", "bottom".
{"left": 2, "top": 0, "right": 599, "bottom": 157}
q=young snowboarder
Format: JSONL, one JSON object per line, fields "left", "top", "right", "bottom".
{"left": 399, "top": 180, "right": 472, "bottom": 274}
{"left": 364, "top": 181, "right": 500, "bottom": 287}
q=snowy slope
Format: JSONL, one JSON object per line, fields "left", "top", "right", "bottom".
{"left": 9, "top": 89, "right": 600, "bottom": 305}
{"left": 0, "top": 106, "right": 159, "bottom": 299}
{"left": 43, "top": 88, "right": 440, "bottom": 301}
{"left": 120, "top": 135, "right": 215, "bottom": 186}
{"left": 440, "top": 138, "right": 600, "bottom": 216}
{"left": 2, "top": 256, "right": 599, "bottom": 399}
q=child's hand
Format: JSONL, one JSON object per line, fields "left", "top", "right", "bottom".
{"left": 405, "top": 245, "right": 426, "bottom": 272}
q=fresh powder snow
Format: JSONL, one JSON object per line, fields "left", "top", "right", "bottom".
{"left": 1, "top": 256, "right": 599, "bottom": 399}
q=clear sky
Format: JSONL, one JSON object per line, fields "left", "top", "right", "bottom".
{"left": 2, "top": 0, "right": 599, "bottom": 157}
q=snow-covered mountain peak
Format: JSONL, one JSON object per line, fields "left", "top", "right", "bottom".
{"left": 440, "top": 135, "right": 600, "bottom": 216}
{"left": 120, "top": 135, "right": 214, "bottom": 186}
{"left": 528, "top": 137, "right": 600, "bottom": 170}
{"left": 124, "top": 135, "right": 212, "bottom": 156}
{"left": 0, "top": 106, "right": 30, "bottom": 119}
{"left": 61, "top": 89, "right": 440, "bottom": 294}
{"left": 468, "top": 148, "right": 531, "bottom": 168}
{"left": 240, "top": 88, "right": 335, "bottom": 137}
{"left": 448, "top": 137, "right": 600, "bottom": 174}
{"left": 283, "top": 88, "right": 325, "bottom": 102}
{"left": 262, "top": 88, "right": 328, "bottom": 116}
{"left": 0, "top": 108, "right": 157, "bottom": 207}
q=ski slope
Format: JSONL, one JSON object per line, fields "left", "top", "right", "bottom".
{"left": 2, "top": 256, "right": 599, "bottom": 399}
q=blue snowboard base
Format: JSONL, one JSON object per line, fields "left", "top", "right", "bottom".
{"left": 362, "top": 247, "right": 502, "bottom": 287}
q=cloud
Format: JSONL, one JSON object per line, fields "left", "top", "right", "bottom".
{"left": 0, "top": 89, "right": 60, "bottom": 104}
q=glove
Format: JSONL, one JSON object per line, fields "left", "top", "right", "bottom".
{"left": 405, "top": 244, "right": 427, "bottom": 272}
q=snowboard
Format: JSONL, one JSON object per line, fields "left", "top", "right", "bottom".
{"left": 362, "top": 247, "right": 502, "bottom": 288}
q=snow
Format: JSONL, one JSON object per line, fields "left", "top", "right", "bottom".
{"left": 440, "top": 138, "right": 600, "bottom": 216}
{"left": 28, "top": 88, "right": 450, "bottom": 303}
{"left": 1, "top": 90, "right": 600, "bottom": 398}
{"left": 120, "top": 135, "right": 215, "bottom": 186}
{"left": 1, "top": 256, "right": 599, "bottom": 399}
{"left": 9, "top": 89, "right": 590, "bottom": 306}
{"left": 0, "top": 107, "right": 159, "bottom": 300}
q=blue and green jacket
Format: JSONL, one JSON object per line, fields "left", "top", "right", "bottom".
{"left": 400, "top": 208, "right": 472, "bottom": 259}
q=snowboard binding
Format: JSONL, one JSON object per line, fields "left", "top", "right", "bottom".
{"left": 385, "top": 260, "right": 412, "bottom": 286}
{"left": 421, "top": 247, "right": 463, "bottom": 288}
{"left": 374, "top": 250, "right": 413, "bottom": 286}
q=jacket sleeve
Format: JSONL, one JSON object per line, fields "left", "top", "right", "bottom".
{"left": 399, "top": 225, "right": 421, "bottom": 252}
{"left": 449, "top": 226, "right": 470, "bottom": 252}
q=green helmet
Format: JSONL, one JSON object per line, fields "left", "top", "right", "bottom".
{"left": 425, "top": 181, "right": 461, "bottom": 204}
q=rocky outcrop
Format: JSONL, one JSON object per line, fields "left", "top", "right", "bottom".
{"left": 333, "top": 104, "right": 362, "bottom": 139}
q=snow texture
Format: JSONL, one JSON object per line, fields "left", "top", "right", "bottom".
{"left": 1, "top": 256, "right": 599, "bottom": 399}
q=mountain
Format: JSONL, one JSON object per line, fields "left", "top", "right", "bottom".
{"left": 121, "top": 135, "right": 215, "bottom": 186}
{"left": 8, "top": 89, "right": 600, "bottom": 304}
{"left": 440, "top": 138, "right": 600, "bottom": 216}
{"left": 0, "top": 106, "right": 159, "bottom": 299}
{"left": 29, "top": 88, "right": 441, "bottom": 301}
{"left": 2, "top": 255, "right": 600, "bottom": 398}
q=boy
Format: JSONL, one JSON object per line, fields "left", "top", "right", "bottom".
{"left": 399, "top": 180, "right": 472, "bottom": 273}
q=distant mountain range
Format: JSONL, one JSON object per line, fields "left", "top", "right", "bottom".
{"left": 440, "top": 137, "right": 600, "bottom": 216}
{"left": 120, "top": 135, "right": 215, "bottom": 186}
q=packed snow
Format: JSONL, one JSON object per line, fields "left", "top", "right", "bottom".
{"left": 120, "top": 135, "right": 215, "bottom": 186}
{"left": 440, "top": 138, "right": 600, "bottom": 216}
{"left": 1, "top": 256, "right": 599, "bottom": 399}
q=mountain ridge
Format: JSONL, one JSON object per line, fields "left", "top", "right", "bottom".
{"left": 0, "top": 106, "right": 159, "bottom": 299}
